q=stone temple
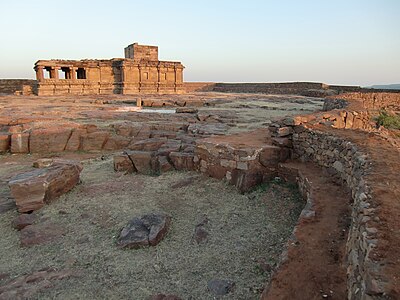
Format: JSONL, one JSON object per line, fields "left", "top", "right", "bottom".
{"left": 33, "top": 43, "right": 185, "bottom": 95}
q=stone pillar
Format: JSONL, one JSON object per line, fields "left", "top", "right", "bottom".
{"left": 50, "top": 67, "right": 59, "bottom": 80}
{"left": 138, "top": 66, "right": 142, "bottom": 92}
{"left": 157, "top": 67, "right": 161, "bottom": 92}
{"left": 35, "top": 66, "right": 44, "bottom": 81}
{"left": 174, "top": 67, "right": 177, "bottom": 92}
{"left": 70, "top": 67, "right": 76, "bottom": 80}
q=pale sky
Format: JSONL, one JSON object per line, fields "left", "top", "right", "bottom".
{"left": 0, "top": 0, "right": 399, "bottom": 86}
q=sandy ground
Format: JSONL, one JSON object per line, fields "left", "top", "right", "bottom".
{"left": 0, "top": 155, "right": 303, "bottom": 299}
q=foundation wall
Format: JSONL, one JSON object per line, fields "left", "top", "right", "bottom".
{"left": 0, "top": 79, "right": 37, "bottom": 95}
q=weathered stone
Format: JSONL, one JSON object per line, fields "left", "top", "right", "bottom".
{"left": 113, "top": 154, "right": 134, "bottom": 173}
{"left": 259, "top": 145, "right": 282, "bottom": 167}
{"left": 33, "top": 158, "right": 54, "bottom": 168}
{"left": 0, "top": 268, "right": 78, "bottom": 299}
{"left": 175, "top": 107, "right": 198, "bottom": 114}
{"left": 11, "top": 133, "right": 30, "bottom": 153}
{"left": 169, "top": 152, "right": 195, "bottom": 170}
{"left": 29, "top": 128, "right": 72, "bottom": 153}
{"left": 80, "top": 131, "right": 109, "bottom": 151}
{"left": 207, "top": 279, "right": 235, "bottom": 296}
{"left": 271, "top": 137, "right": 292, "bottom": 148}
{"left": 231, "top": 169, "right": 263, "bottom": 193}
{"left": 12, "top": 214, "right": 36, "bottom": 230}
{"left": 157, "top": 156, "right": 174, "bottom": 173}
{"left": 9, "top": 161, "right": 82, "bottom": 213}
{"left": 0, "top": 133, "right": 11, "bottom": 153}
{"left": 117, "top": 213, "right": 171, "bottom": 249}
{"left": 65, "top": 128, "right": 86, "bottom": 151}
{"left": 129, "top": 138, "right": 167, "bottom": 151}
{"left": 126, "top": 151, "right": 155, "bottom": 174}
{"left": 277, "top": 126, "right": 293, "bottom": 137}
{"left": 103, "top": 135, "right": 130, "bottom": 150}
{"left": 333, "top": 160, "right": 344, "bottom": 173}
{"left": 20, "top": 223, "right": 66, "bottom": 247}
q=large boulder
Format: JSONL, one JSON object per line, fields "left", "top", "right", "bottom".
{"left": 117, "top": 213, "right": 171, "bottom": 249}
{"left": 9, "top": 160, "right": 82, "bottom": 213}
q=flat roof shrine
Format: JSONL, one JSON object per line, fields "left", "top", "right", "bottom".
{"left": 34, "top": 43, "right": 184, "bottom": 95}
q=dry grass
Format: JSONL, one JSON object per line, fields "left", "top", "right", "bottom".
{"left": 0, "top": 157, "right": 303, "bottom": 299}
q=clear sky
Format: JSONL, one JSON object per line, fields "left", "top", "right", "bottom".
{"left": 0, "top": 0, "right": 399, "bottom": 86}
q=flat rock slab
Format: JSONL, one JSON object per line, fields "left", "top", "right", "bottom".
{"left": 0, "top": 268, "right": 79, "bottom": 299}
{"left": 20, "top": 223, "right": 66, "bottom": 247}
{"left": 8, "top": 160, "right": 82, "bottom": 213}
{"left": 117, "top": 213, "right": 171, "bottom": 249}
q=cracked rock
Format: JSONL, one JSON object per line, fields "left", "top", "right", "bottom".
{"left": 117, "top": 213, "right": 171, "bottom": 249}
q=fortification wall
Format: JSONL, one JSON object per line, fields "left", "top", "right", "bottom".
{"left": 267, "top": 91, "right": 400, "bottom": 299}
{"left": 183, "top": 82, "right": 215, "bottom": 92}
{"left": 0, "top": 79, "right": 37, "bottom": 95}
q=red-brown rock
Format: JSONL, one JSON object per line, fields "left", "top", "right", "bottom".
{"left": 9, "top": 161, "right": 82, "bottom": 212}
{"left": 12, "top": 214, "right": 36, "bottom": 230}
{"left": 12, "top": 213, "right": 36, "bottom": 230}
{"left": 80, "top": 131, "right": 109, "bottom": 151}
{"left": 129, "top": 138, "right": 167, "bottom": 151}
{"left": 11, "top": 133, "right": 30, "bottom": 153}
{"left": 0, "top": 133, "right": 11, "bottom": 153}
{"left": 169, "top": 152, "right": 196, "bottom": 170}
{"left": 113, "top": 154, "right": 134, "bottom": 173}
{"left": 126, "top": 150, "right": 155, "bottom": 174}
{"left": 20, "top": 223, "right": 66, "bottom": 247}
{"left": 29, "top": 127, "right": 72, "bottom": 153}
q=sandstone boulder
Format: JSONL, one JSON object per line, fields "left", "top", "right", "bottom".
{"left": 9, "top": 161, "right": 82, "bottom": 213}
{"left": 127, "top": 150, "right": 155, "bottom": 174}
{"left": 117, "top": 213, "right": 171, "bottom": 249}
{"left": 169, "top": 152, "right": 196, "bottom": 170}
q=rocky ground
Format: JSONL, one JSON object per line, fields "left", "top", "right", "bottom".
{"left": 0, "top": 92, "right": 322, "bottom": 299}
{"left": 0, "top": 155, "right": 303, "bottom": 299}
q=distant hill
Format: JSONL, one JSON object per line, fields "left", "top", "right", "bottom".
{"left": 368, "top": 84, "right": 400, "bottom": 90}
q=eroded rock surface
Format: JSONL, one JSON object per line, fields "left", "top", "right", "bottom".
{"left": 8, "top": 160, "right": 82, "bottom": 212}
{"left": 117, "top": 213, "right": 171, "bottom": 249}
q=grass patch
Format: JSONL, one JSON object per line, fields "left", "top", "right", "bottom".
{"left": 375, "top": 110, "right": 400, "bottom": 130}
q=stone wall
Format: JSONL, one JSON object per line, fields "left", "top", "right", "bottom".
{"left": 332, "top": 92, "right": 400, "bottom": 110}
{"left": 183, "top": 82, "right": 216, "bottom": 92}
{"left": 0, "top": 79, "right": 37, "bottom": 95}
{"left": 267, "top": 116, "right": 391, "bottom": 299}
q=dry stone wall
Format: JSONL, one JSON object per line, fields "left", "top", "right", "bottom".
{"left": 268, "top": 116, "right": 391, "bottom": 299}
{"left": 0, "top": 79, "right": 36, "bottom": 95}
